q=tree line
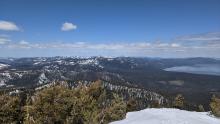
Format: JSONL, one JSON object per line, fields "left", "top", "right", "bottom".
{"left": 0, "top": 80, "right": 220, "bottom": 124}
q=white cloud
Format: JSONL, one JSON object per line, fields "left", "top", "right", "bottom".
{"left": 61, "top": 22, "right": 77, "bottom": 31}
{"left": 175, "top": 32, "right": 220, "bottom": 43}
{"left": 156, "top": 43, "right": 169, "bottom": 47}
{"left": 173, "top": 32, "right": 220, "bottom": 51}
{"left": 1, "top": 32, "right": 220, "bottom": 57}
{"left": 1, "top": 40, "right": 220, "bottom": 57}
{"left": 171, "top": 43, "right": 180, "bottom": 47}
{"left": 0, "top": 35, "right": 11, "bottom": 44}
{"left": 2, "top": 41, "right": 185, "bottom": 52}
{"left": 0, "top": 38, "right": 11, "bottom": 44}
{"left": 0, "top": 20, "right": 20, "bottom": 31}
{"left": 7, "top": 41, "right": 31, "bottom": 49}
{"left": 19, "top": 40, "right": 29, "bottom": 45}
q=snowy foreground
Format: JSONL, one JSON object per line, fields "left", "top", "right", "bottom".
{"left": 110, "top": 108, "right": 220, "bottom": 124}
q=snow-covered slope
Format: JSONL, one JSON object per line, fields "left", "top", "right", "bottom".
{"left": 0, "top": 63, "right": 9, "bottom": 69}
{"left": 111, "top": 108, "right": 220, "bottom": 124}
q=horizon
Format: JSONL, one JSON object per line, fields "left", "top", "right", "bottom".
{"left": 0, "top": 0, "right": 220, "bottom": 57}
{"left": 0, "top": 56, "right": 220, "bottom": 59}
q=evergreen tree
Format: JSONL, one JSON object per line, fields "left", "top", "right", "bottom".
{"left": 0, "top": 94, "right": 21, "bottom": 124}
{"left": 173, "top": 94, "right": 184, "bottom": 109}
{"left": 26, "top": 86, "right": 76, "bottom": 124}
{"left": 24, "top": 81, "right": 126, "bottom": 124}
{"left": 126, "top": 99, "right": 138, "bottom": 112}
{"left": 210, "top": 95, "right": 220, "bottom": 117}
{"left": 104, "top": 94, "right": 126, "bottom": 123}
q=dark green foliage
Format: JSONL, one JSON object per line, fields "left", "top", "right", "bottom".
{"left": 26, "top": 86, "right": 75, "bottom": 124}
{"left": 103, "top": 94, "right": 126, "bottom": 123}
{"left": 24, "top": 81, "right": 126, "bottom": 124}
{"left": 0, "top": 94, "right": 22, "bottom": 124}
{"left": 0, "top": 81, "right": 127, "bottom": 124}
{"left": 126, "top": 99, "right": 138, "bottom": 112}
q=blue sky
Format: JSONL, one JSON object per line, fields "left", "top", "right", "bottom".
{"left": 0, "top": 0, "right": 220, "bottom": 57}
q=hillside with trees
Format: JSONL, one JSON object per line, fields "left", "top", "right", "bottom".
{"left": 1, "top": 80, "right": 220, "bottom": 124}
{"left": 0, "top": 81, "right": 128, "bottom": 124}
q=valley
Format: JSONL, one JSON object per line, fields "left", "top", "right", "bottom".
{"left": 1, "top": 57, "right": 220, "bottom": 110}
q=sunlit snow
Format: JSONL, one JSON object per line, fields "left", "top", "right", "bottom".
{"left": 111, "top": 108, "right": 220, "bottom": 124}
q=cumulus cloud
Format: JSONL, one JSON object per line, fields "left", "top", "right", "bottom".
{"left": 61, "top": 22, "right": 77, "bottom": 31}
{"left": 0, "top": 20, "right": 20, "bottom": 31}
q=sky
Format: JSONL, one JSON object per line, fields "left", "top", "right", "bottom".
{"left": 0, "top": 0, "right": 220, "bottom": 58}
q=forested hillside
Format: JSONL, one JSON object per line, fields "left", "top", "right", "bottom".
{"left": 1, "top": 80, "right": 220, "bottom": 124}
{"left": 0, "top": 81, "right": 127, "bottom": 124}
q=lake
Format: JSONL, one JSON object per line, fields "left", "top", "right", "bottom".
{"left": 164, "top": 64, "right": 220, "bottom": 76}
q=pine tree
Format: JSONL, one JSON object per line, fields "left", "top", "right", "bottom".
{"left": 24, "top": 80, "right": 127, "bottom": 124}
{"left": 210, "top": 95, "right": 220, "bottom": 117}
{"left": 127, "top": 99, "right": 138, "bottom": 112}
{"left": 26, "top": 86, "right": 76, "bottom": 124}
{"left": 0, "top": 94, "right": 21, "bottom": 123}
{"left": 104, "top": 94, "right": 126, "bottom": 123}
{"left": 173, "top": 94, "right": 184, "bottom": 109}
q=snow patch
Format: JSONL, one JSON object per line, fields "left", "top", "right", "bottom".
{"left": 15, "top": 72, "right": 23, "bottom": 78}
{"left": 33, "top": 62, "right": 41, "bottom": 65}
{"left": 69, "top": 62, "right": 75, "bottom": 65}
{"left": 78, "top": 59, "right": 98, "bottom": 65}
{"left": 111, "top": 108, "right": 220, "bottom": 124}
{"left": 0, "top": 80, "right": 6, "bottom": 87}
{"left": 9, "top": 90, "right": 20, "bottom": 95}
{"left": 38, "top": 73, "right": 49, "bottom": 84}
{"left": 1, "top": 72, "right": 12, "bottom": 79}
{"left": 0, "top": 63, "right": 9, "bottom": 69}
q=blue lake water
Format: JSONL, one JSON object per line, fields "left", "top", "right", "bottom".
{"left": 164, "top": 64, "right": 220, "bottom": 76}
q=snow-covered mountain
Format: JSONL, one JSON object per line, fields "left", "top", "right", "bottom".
{"left": 111, "top": 108, "right": 220, "bottom": 124}
{"left": 0, "top": 57, "right": 220, "bottom": 110}
{"left": 0, "top": 63, "right": 9, "bottom": 70}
